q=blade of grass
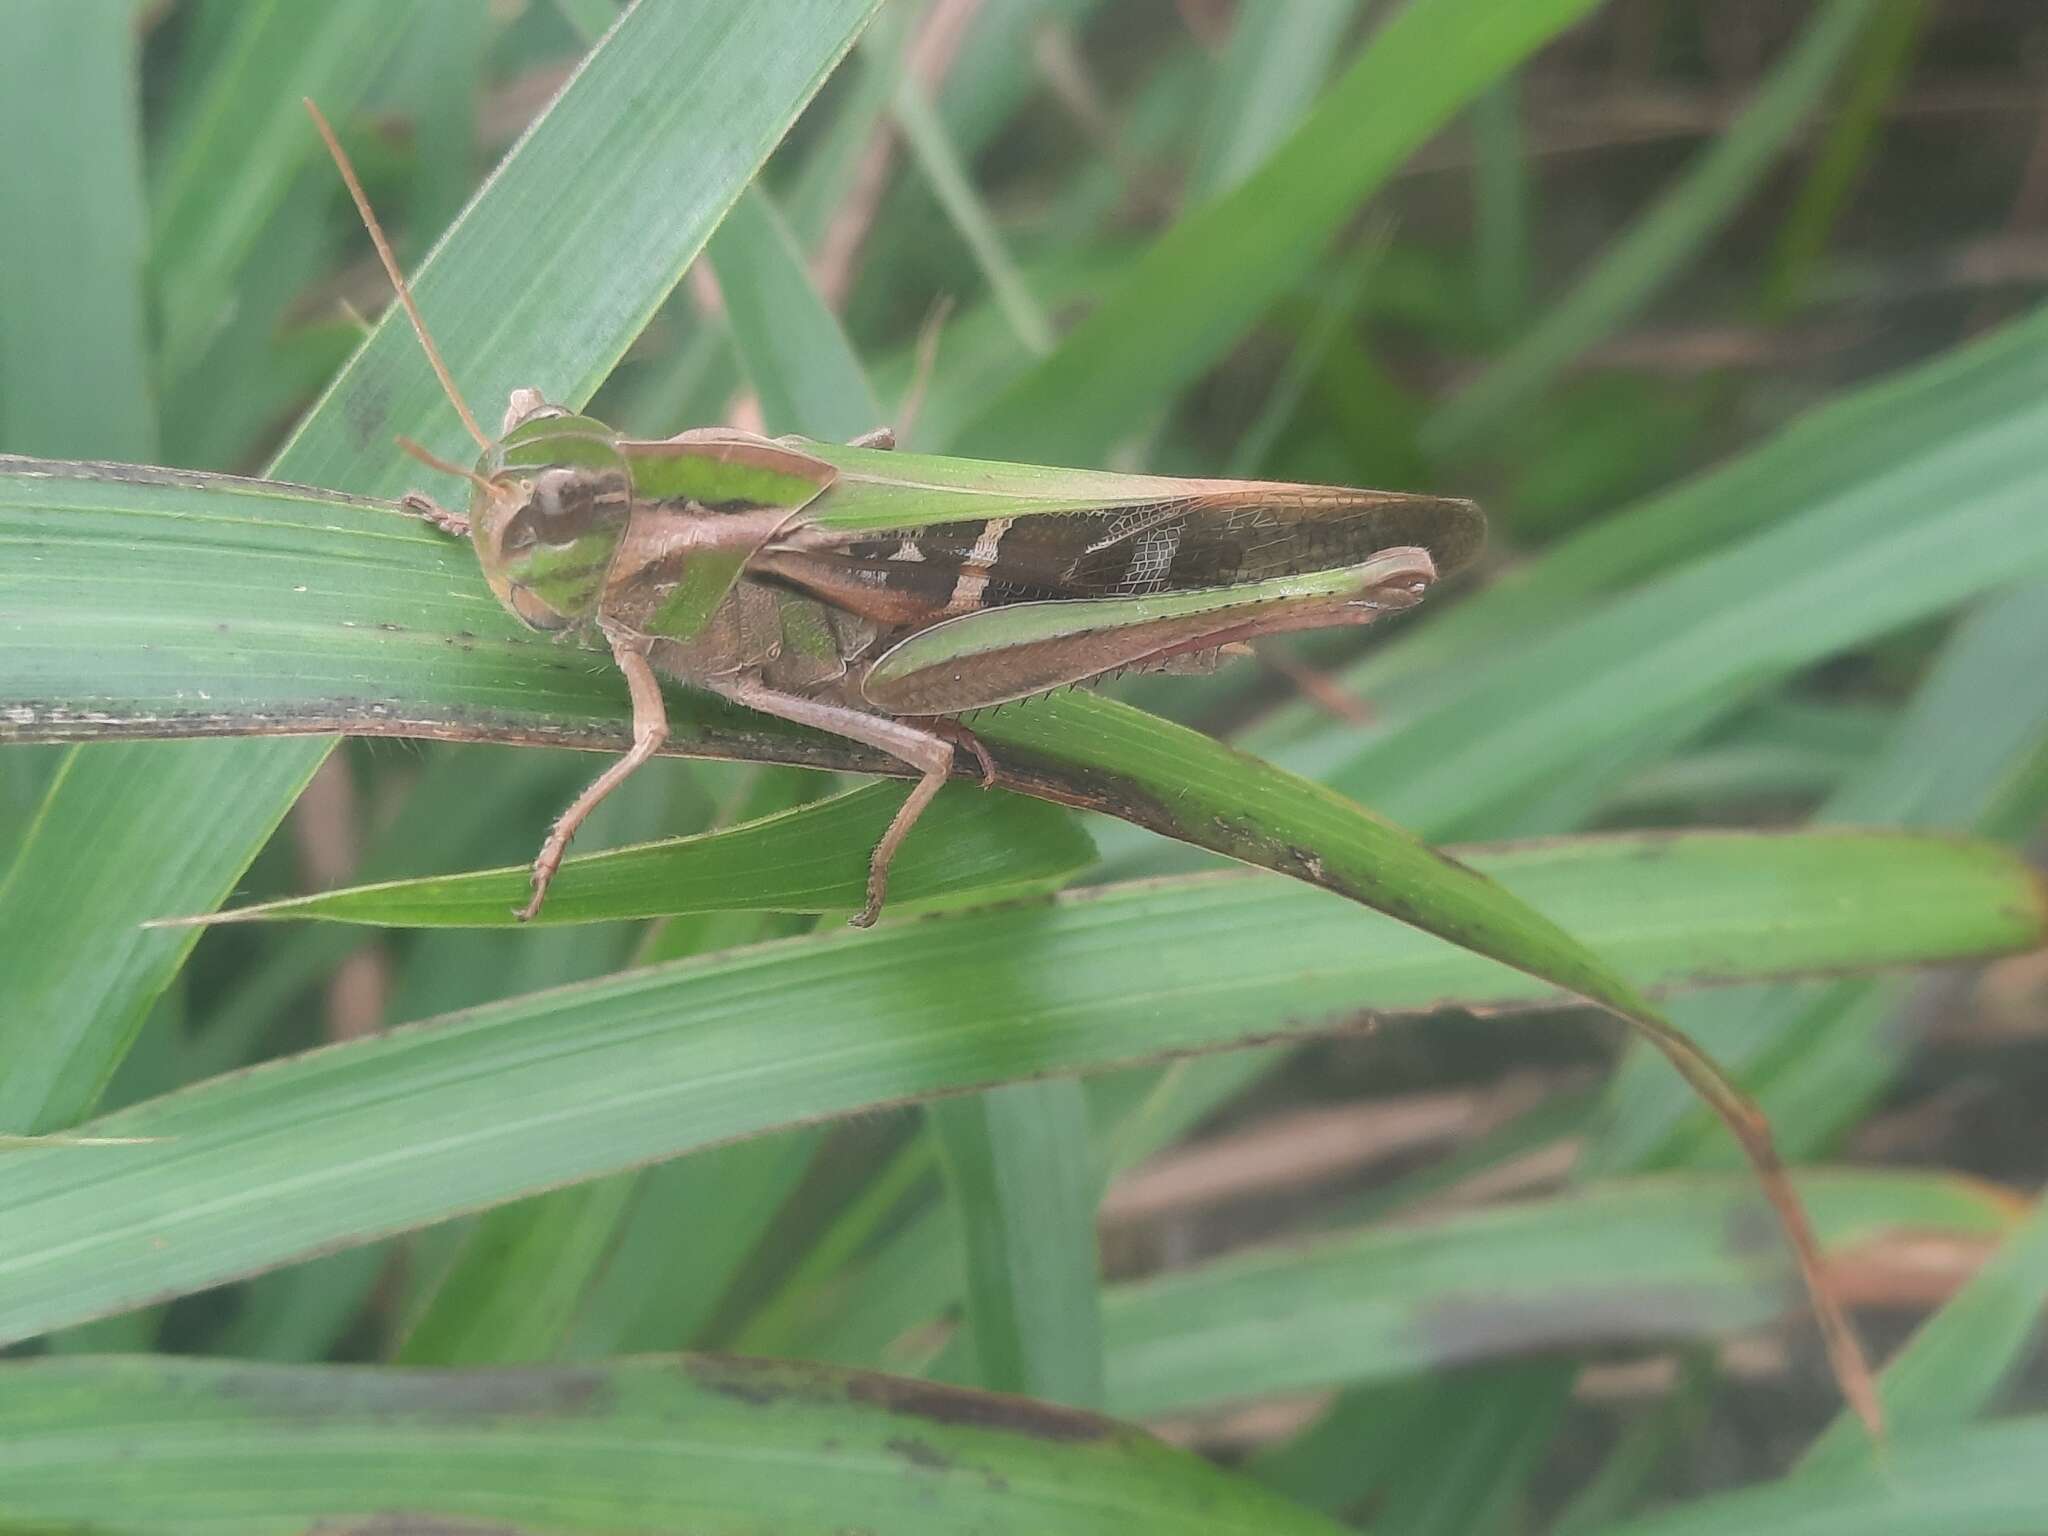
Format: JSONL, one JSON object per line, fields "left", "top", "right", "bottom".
{"left": 0, "top": 826, "right": 2034, "bottom": 1345}
{"left": 385, "top": 0, "right": 493, "bottom": 250}
{"left": 1245, "top": 300, "right": 2048, "bottom": 757}
{"left": 931, "top": 1080, "right": 1106, "bottom": 1407}
{"left": 728, "top": 1131, "right": 942, "bottom": 1357}
{"left": 709, "top": 184, "right": 885, "bottom": 439}
{"left": 1592, "top": 579, "right": 2048, "bottom": 1174}
{"left": 1312, "top": 339, "right": 2048, "bottom": 837}
{"left": 1248, "top": 1363, "right": 1575, "bottom": 1522}
{"left": 1760, "top": 0, "right": 1930, "bottom": 319}
{"left": 1467, "top": 581, "right": 2048, "bottom": 1521}
{"left": 159, "top": 174, "right": 344, "bottom": 471}
{"left": 148, "top": 0, "right": 416, "bottom": 377}
{"left": 550, "top": 0, "right": 621, "bottom": 46}
{"left": 564, "top": 1128, "right": 824, "bottom": 1356}
{"left": 395, "top": 1173, "right": 640, "bottom": 1364}
{"left": 0, "top": 1355, "right": 1350, "bottom": 1536}
{"left": 167, "top": 782, "right": 1095, "bottom": 927}
{"left": 1188, "top": 0, "right": 1357, "bottom": 201}
{"left": 948, "top": 0, "right": 1609, "bottom": 463}
{"left": 1423, "top": 0, "right": 1876, "bottom": 452}
{"left": 1472, "top": 77, "right": 1530, "bottom": 336}
{"left": 0, "top": 741, "right": 325, "bottom": 1132}
{"left": 891, "top": 68, "right": 1054, "bottom": 356}
{"left": 1586, "top": 1417, "right": 2048, "bottom": 1536}
{"left": 0, "top": 0, "right": 154, "bottom": 459}
{"left": 1800, "top": 1189, "right": 2048, "bottom": 1473}
{"left": 1098, "top": 1170, "right": 2011, "bottom": 1418}
{"left": 1368, "top": 1364, "right": 1571, "bottom": 1536}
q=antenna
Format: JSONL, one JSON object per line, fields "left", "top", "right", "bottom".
{"left": 304, "top": 98, "right": 493, "bottom": 456}
{"left": 397, "top": 435, "right": 498, "bottom": 498}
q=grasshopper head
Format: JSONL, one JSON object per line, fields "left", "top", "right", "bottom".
{"left": 469, "top": 400, "right": 634, "bottom": 633}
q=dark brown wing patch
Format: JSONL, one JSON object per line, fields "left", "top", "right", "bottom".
{"left": 752, "top": 491, "right": 1481, "bottom": 626}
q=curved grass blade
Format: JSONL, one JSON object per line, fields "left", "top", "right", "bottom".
{"left": 0, "top": 1355, "right": 1347, "bottom": 1536}
{"left": 164, "top": 782, "right": 1093, "bottom": 926}
{"left": 0, "top": 826, "right": 2036, "bottom": 1348}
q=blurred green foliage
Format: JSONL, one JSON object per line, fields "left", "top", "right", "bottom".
{"left": 2, "top": 1, "right": 2047, "bottom": 1531}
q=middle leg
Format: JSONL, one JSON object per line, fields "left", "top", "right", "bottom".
{"left": 707, "top": 676, "right": 963, "bottom": 926}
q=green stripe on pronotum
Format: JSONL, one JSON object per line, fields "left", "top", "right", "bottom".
{"left": 291, "top": 99, "right": 1881, "bottom": 1441}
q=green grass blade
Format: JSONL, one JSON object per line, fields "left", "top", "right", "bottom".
{"left": 1315, "top": 333, "right": 2048, "bottom": 836}
{"left": 1099, "top": 1170, "right": 2009, "bottom": 1418}
{"left": 147, "top": 0, "right": 415, "bottom": 377}
{"left": 565, "top": 1128, "right": 823, "bottom": 1356}
{"left": 727, "top": 1132, "right": 941, "bottom": 1358}
{"left": 947, "top": 0, "right": 1607, "bottom": 463}
{"left": 709, "top": 184, "right": 885, "bottom": 439}
{"left": 1249, "top": 1365, "right": 1575, "bottom": 1523}
{"left": 158, "top": 174, "right": 346, "bottom": 471}
{"left": 1587, "top": 1416, "right": 2048, "bottom": 1536}
{"left": 891, "top": 70, "right": 1054, "bottom": 356}
{"left": 1760, "top": 0, "right": 1930, "bottom": 318}
{"left": 0, "top": 742, "right": 323, "bottom": 1132}
{"left": 1246, "top": 302, "right": 2048, "bottom": 757}
{"left": 396, "top": 1174, "right": 639, "bottom": 1364}
{"left": 386, "top": 0, "right": 495, "bottom": 248}
{"left": 1800, "top": 1189, "right": 2048, "bottom": 1475}
{"left": 0, "top": 826, "right": 2034, "bottom": 1345}
{"left": 1424, "top": 0, "right": 1875, "bottom": 452}
{"left": 1471, "top": 77, "right": 1530, "bottom": 335}
{"left": 1594, "top": 579, "right": 2048, "bottom": 1174}
{"left": 0, "top": 0, "right": 154, "bottom": 460}
{"left": 931, "top": 1080, "right": 1106, "bottom": 1407}
{"left": 1189, "top": 0, "right": 1357, "bottom": 201}
{"left": 276, "top": 1, "right": 883, "bottom": 497}
{"left": 0, "top": 1355, "right": 1348, "bottom": 1536}
{"left": 171, "top": 782, "right": 1094, "bottom": 927}
{"left": 0, "top": 3, "right": 262, "bottom": 1136}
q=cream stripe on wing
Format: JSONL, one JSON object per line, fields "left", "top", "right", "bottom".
{"left": 945, "top": 516, "right": 1013, "bottom": 614}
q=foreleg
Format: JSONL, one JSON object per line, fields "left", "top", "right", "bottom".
{"left": 518, "top": 625, "right": 668, "bottom": 921}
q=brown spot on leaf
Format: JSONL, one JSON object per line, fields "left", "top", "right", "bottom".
{"left": 845, "top": 1371, "right": 1112, "bottom": 1443}
{"left": 886, "top": 1435, "right": 955, "bottom": 1471}
{"left": 684, "top": 1355, "right": 1113, "bottom": 1444}
{"left": 1419, "top": 1283, "right": 1769, "bottom": 1366}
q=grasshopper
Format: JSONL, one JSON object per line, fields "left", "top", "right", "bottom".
{"left": 310, "top": 104, "right": 1482, "bottom": 926}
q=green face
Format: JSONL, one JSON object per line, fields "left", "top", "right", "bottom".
{"left": 468, "top": 410, "right": 634, "bottom": 633}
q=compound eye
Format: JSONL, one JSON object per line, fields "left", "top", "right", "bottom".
{"left": 530, "top": 468, "right": 592, "bottom": 539}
